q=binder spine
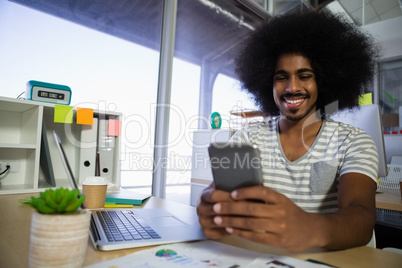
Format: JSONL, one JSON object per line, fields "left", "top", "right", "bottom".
{"left": 78, "top": 118, "right": 98, "bottom": 185}
{"left": 98, "top": 117, "right": 115, "bottom": 182}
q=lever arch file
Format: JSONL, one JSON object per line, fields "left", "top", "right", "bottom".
{"left": 78, "top": 117, "right": 98, "bottom": 184}
{"left": 98, "top": 117, "right": 115, "bottom": 181}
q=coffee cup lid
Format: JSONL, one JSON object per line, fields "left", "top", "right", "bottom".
{"left": 82, "top": 176, "right": 108, "bottom": 185}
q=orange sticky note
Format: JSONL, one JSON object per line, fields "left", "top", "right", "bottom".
{"left": 76, "top": 108, "right": 93, "bottom": 125}
{"left": 54, "top": 105, "right": 73, "bottom": 124}
{"left": 108, "top": 119, "right": 122, "bottom": 136}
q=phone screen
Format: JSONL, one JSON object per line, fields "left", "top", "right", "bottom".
{"left": 208, "top": 143, "right": 263, "bottom": 192}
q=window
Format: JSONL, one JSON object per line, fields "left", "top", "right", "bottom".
{"left": 164, "top": 0, "right": 265, "bottom": 203}
{"left": 212, "top": 74, "right": 259, "bottom": 130}
{"left": 378, "top": 59, "right": 402, "bottom": 134}
{"left": 1, "top": 0, "right": 266, "bottom": 204}
{"left": 0, "top": 0, "right": 162, "bottom": 194}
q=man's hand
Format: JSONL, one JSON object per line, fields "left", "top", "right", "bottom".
{"left": 210, "top": 185, "right": 323, "bottom": 252}
{"left": 196, "top": 174, "right": 376, "bottom": 252}
{"left": 196, "top": 184, "right": 234, "bottom": 239}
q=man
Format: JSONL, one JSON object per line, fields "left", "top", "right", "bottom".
{"left": 196, "top": 10, "right": 380, "bottom": 252}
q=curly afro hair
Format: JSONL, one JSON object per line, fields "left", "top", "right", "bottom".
{"left": 234, "top": 9, "right": 380, "bottom": 116}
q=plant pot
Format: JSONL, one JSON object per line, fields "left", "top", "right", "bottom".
{"left": 28, "top": 209, "right": 91, "bottom": 268}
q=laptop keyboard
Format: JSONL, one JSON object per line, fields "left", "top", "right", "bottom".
{"left": 97, "top": 210, "right": 161, "bottom": 242}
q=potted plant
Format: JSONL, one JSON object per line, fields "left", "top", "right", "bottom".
{"left": 20, "top": 188, "right": 91, "bottom": 268}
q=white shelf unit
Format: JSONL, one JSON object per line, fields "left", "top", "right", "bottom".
{"left": 0, "top": 96, "right": 121, "bottom": 195}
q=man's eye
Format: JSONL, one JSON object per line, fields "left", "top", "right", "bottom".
{"left": 299, "top": 74, "right": 313, "bottom": 80}
{"left": 274, "top": 76, "right": 287, "bottom": 81}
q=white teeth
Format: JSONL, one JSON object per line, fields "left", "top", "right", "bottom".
{"left": 285, "top": 99, "right": 303, "bottom": 104}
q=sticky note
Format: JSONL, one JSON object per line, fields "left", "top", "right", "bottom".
{"left": 359, "top": 93, "right": 373, "bottom": 106}
{"left": 54, "top": 105, "right": 73, "bottom": 124}
{"left": 108, "top": 119, "right": 122, "bottom": 136}
{"left": 76, "top": 108, "right": 93, "bottom": 125}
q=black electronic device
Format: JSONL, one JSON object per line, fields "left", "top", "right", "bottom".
{"left": 208, "top": 143, "right": 263, "bottom": 192}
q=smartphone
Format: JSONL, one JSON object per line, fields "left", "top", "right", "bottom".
{"left": 208, "top": 143, "right": 263, "bottom": 192}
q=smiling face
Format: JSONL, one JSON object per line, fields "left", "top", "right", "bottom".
{"left": 273, "top": 52, "right": 318, "bottom": 122}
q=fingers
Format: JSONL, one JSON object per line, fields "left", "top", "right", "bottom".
{"left": 197, "top": 206, "right": 228, "bottom": 240}
{"left": 230, "top": 185, "right": 283, "bottom": 204}
{"left": 201, "top": 227, "right": 230, "bottom": 239}
{"left": 213, "top": 201, "right": 267, "bottom": 217}
{"left": 212, "top": 197, "right": 286, "bottom": 220}
{"left": 200, "top": 186, "right": 233, "bottom": 204}
{"left": 197, "top": 188, "right": 233, "bottom": 217}
{"left": 213, "top": 215, "right": 285, "bottom": 234}
{"left": 213, "top": 216, "right": 287, "bottom": 250}
{"left": 224, "top": 227, "right": 310, "bottom": 253}
{"left": 197, "top": 199, "right": 232, "bottom": 240}
{"left": 213, "top": 215, "right": 304, "bottom": 252}
{"left": 223, "top": 227, "right": 296, "bottom": 251}
{"left": 197, "top": 185, "right": 288, "bottom": 242}
{"left": 197, "top": 186, "right": 235, "bottom": 240}
{"left": 198, "top": 185, "right": 314, "bottom": 252}
{"left": 225, "top": 227, "right": 278, "bottom": 244}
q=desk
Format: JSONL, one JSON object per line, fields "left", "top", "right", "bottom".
{"left": 1, "top": 193, "right": 402, "bottom": 267}
{"left": 376, "top": 189, "right": 402, "bottom": 212}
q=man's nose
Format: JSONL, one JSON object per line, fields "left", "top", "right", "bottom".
{"left": 287, "top": 76, "right": 302, "bottom": 93}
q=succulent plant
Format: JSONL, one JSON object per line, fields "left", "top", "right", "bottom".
{"left": 20, "top": 188, "right": 85, "bottom": 214}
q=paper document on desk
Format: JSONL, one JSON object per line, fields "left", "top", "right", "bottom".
{"left": 85, "top": 240, "right": 327, "bottom": 268}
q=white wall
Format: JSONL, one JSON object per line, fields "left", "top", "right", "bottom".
{"left": 363, "top": 16, "right": 402, "bottom": 60}
{"left": 384, "top": 135, "right": 402, "bottom": 164}
{"left": 364, "top": 17, "right": 402, "bottom": 164}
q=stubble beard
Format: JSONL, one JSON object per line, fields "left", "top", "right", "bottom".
{"left": 281, "top": 100, "right": 317, "bottom": 122}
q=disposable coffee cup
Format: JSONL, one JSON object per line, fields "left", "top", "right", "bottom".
{"left": 82, "top": 176, "right": 108, "bottom": 209}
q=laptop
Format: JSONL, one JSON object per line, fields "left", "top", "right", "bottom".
{"left": 52, "top": 130, "right": 206, "bottom": 251}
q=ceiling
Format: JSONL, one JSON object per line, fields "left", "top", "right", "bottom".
{"left": 326, "top": 0, "right": 402, "bottom": 25}
{"left": 9, "top": 0, "right": 271, "bottom": 79}
{"left": 9, "top": 0, "right": 402, "bottom": 80}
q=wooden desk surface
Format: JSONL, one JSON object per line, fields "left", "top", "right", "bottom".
{"left": 1, "top": 193, "right": 402, "bottom": 268}
{"left": 376, "top": 189, "right": 402, "bottom": 212}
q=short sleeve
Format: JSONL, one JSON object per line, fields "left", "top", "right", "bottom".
{"left": 339, "top": 130, "right": 379, "bottom": 183}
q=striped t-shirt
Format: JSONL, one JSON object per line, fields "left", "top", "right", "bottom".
{"left": 230, "top": 117, "right": 379, "bottom": 214}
